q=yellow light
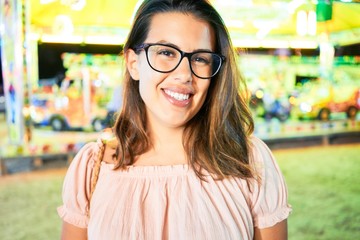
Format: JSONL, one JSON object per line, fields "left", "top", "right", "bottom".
{"left": 289, "top": 96, "right": 297, "bottom": 105}
{"left": 297, "top": 10, "right": 307, "bottom": 36}
{"left": 23, "top": 106, "right": 31, "bottom": 117}
{"left": 224, "top": 20, "right": 244, "bottom": 28}
{"left": 308, "top": 11, "right": 317, "bottom": 36}
{"left": 84, "top": 35, "right": 126, "bottom": 45}
{"left": 261, "top": 40, "right": 289, "bottom": 49}
{"left": 289, "top": 40, "right": 318, "bottom": 49}
{"left": 29, "top": 33, "right": 40, "bottom": 41}
{"left": 232, "top": 39, "right": 261, "bottom": 48}
{"left": 255, "top": 90, "right": 264, "bottom": 99}
{"left": 41, "top": 34, "right": 83, "bottom": 44}
{"left": 40, "top": 0, "right": 56, "bottom": 4}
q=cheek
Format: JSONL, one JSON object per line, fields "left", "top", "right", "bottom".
{"left": 194, "top": 81, "right": 211, "bottom": 109}
{"left": 138, "top": 79, "right": 151, "bottom": 104}
{"left": 198, "top": 81, "right": 211, "bottom": 98}
{"left": 137, "top": 61, "right": 153, "bottom": 98}
{"left": 138, "top": 72, "right": 161, "bottom": 103}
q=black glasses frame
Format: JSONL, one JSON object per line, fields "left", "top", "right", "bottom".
{"left": 134, "top": 43, "right": 225, "bottom": 79}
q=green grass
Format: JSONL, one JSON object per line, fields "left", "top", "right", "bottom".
{"left": 0, "top": 173, "right": 64, "bottom": 240}
{"left": 0, "top": 144, "right": 359, "bottom": 240}
{"left": 274, "top": 144, "right": 360, "bottom": 240}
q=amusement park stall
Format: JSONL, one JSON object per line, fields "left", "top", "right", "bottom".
{"left": 1, "top": 0, "right": 360, "bottom": 174}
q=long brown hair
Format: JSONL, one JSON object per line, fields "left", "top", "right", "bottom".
{"left": 113, "top": 0, "right": 255, "bottom": 180}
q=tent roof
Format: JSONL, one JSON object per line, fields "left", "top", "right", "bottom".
{"left": 30, "top": 0, "right": 138, "bottom": 29}
{"left": 30, "top": 0, "right": 360, "bottom": 47}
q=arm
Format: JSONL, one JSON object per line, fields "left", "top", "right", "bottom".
{"left": 61, "top": 221, "right": 87, "bottom": 240}
{"left": 254, "top": 219, "right": 288, "bottom": 240}
{"left": 249, "top": 137, "right": 291, "bottom": 240}
{"left": 58, "top": 142, "right": 98, "bottom": 240}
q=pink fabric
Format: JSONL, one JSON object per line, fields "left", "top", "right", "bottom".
{"left": 58, "top": 136, "right": 291, "bottom": 240}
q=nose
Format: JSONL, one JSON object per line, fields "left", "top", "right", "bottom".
{"left": 172, "top": 56, "right": 192, "bottom": 82}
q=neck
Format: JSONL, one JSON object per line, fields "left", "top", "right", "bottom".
{"left": 134, "top": 123, "right": 187, "bottom": 166}
{"left": 152, "top": 128, "right": 183, "bottom": 149}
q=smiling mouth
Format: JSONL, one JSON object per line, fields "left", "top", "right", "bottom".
{"left": 164, "top": 89, "right": 191, "bottom": 101}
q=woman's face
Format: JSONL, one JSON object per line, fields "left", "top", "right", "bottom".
{"left": 127, "top": 12, "right": 215, "bottom": 130}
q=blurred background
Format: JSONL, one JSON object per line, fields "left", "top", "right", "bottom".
{"left": 0, "top": 0, "right": 359, "bottom": 239}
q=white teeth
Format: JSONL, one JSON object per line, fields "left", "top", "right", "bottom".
{"left": 164, "top": 89, "right": 190, "bottom": 101}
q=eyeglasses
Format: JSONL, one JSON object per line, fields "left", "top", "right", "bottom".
{"left": 134, "top": 43, "right": 225, "bottom": 79}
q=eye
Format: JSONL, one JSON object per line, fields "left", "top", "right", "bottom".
{"left": 192, "top": 53, "right": 211, "bottom": 65}
{"left": 194, "top": 57, "right": 210, "bottom": 64}
{"left": 158, "top": 49, "right": 174, "bottom": 56}
{"left": 155, "top": 46, "right": 177, "bottom": 58}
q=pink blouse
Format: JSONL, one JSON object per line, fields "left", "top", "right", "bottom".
{"left": 58, "top": 136, "right": 291, "bottom": 240}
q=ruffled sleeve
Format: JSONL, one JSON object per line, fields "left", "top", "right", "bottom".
{"left": 248, "top": 136, "right": 292, "bottom": 229}
{"left": 57, "top": 139, "right": 104, "bottom": 228}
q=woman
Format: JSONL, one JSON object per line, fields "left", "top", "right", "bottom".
{"left": 58, "top": 0, "right": 292, "bottom": 239}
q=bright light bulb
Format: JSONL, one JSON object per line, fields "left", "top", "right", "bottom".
{"left": 308, "top": 11, "right": 317, "bottom": 36}
{"left": 297, "top": 10, "right": 307, "bottom": 36}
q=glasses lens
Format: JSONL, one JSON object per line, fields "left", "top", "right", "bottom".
{"left": 191, "top": 53, "right": 222, "bottom": 78}
{"left": 147, "top": 45, "right": 181, "bottom": 72}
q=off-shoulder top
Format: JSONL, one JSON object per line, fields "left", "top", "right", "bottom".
{"left": 58, "top": 136, "right": 291, "bottom": 240}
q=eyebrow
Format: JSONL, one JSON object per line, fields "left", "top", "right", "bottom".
{"left": 153, "top": 40, "right": 214, "bottom": 52}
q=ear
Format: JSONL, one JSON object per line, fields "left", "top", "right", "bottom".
{"left": 125, "top": 49, "right": 140, "bottom": 81}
